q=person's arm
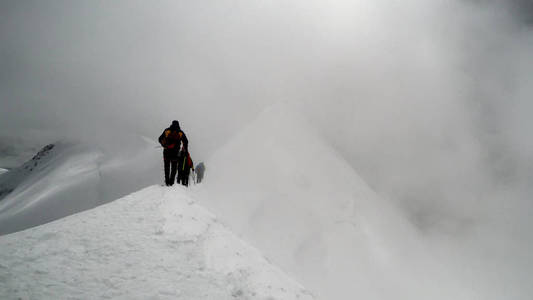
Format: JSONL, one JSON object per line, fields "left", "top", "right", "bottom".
{"left": 188, "top": 156, "right": 194, "bottom": 170}
{"left": 158, "top": 131, "right": 166, "bottom": 147}
{"left": 181, "top": 132, "right": 189, "bottom": 152}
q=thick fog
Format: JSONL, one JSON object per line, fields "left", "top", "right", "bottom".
{"left": 1, "top": 0, "right": 532, "bottom": 296}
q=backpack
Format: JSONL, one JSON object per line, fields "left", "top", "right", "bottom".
{"left": 180, "top": 153, "right": 194, "bottom": 171}
{"left": 162, "top": 129, "right": 183, "bottom": 149}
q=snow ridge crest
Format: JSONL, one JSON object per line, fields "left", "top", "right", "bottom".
{"left": 0, "top": 185, "right": 315, "bottom": 300}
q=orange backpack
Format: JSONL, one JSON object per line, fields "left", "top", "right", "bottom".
{"left": 163, "top": 130, "right": 183, "bottom": 149}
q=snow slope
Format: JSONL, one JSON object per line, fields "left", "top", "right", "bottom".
{"left": 0, "top": 138, "right": 163, "bottom": 235}
{"left": 0, "top": 185, "right": 314, "bottom": 300}
{"left": 197, "top": 103, "right": 473, "bottom": 300}
{"left": 0, "top": 168, "right": 7, "bottom": 175}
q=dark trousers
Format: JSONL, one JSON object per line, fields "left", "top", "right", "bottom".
{"left": 178, "top": 170, "right": 190, "bottom": 186}
{"left": 163, "top": 148, "right": 179, "bottom": 186}
{"left": 177, "top": 152, "right": 190, "bottom": 187}
{"left": 164, "top": 158, "right": 178, "bottom": 186}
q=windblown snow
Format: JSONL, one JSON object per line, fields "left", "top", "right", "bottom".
{"left": 198, "top": 103, "right": 471, "bottom": 300}
{"left": 0, "top": 185, "right": 314, "bottom": 300}
{"left": 197, "top": 103, "right": 527, "bottom": 300}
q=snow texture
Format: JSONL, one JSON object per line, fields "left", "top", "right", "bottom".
{"left": 0, "top": 185, "right": 314, "bottom": 300}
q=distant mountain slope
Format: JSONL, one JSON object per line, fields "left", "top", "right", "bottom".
{"left": 0, "top": 138, "right": 162, "bottom": 235}
{"left": 0, "top": 143, "right": 64, "bottom": 201}
{"left": 0, "top": 185, "right": 314, "bottom": 300}
{"left": 0, "top": 135, "right": 51, "bottom": 169}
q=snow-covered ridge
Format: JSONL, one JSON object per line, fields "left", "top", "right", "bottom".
{"left": 0, "top": 138, "right": 163, "bottom": 235}
{"left": 0, "top": 185, "right": 314, "bottom": 300}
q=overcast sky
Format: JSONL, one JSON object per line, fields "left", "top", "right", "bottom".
{"left": 1, "top": 1, "right": 532, "bottom": 150}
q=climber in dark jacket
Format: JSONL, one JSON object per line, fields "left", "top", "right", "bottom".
{"left": 177, "top": 152, "right": 194, "bottom": 187}
{"left": 158, "top": 120, "right": 188, "bottom": 186}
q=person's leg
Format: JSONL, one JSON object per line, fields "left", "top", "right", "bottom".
{"left": 164, "top": 157, "right": 170, "bottom": 186}
{"left": 183, "top": 170, "right": 189, "bottom": 187}
{"left": 177, "top": 153, "right": 185, "bottom": 186}
{"left": 169, "top": 160, "right": 178, "bottom": 186}
{"left": 178, "top": 171, "right": 184, "bottom": 185}
{"left": 176, "top": 171, "right": 182, "bottom": 185}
